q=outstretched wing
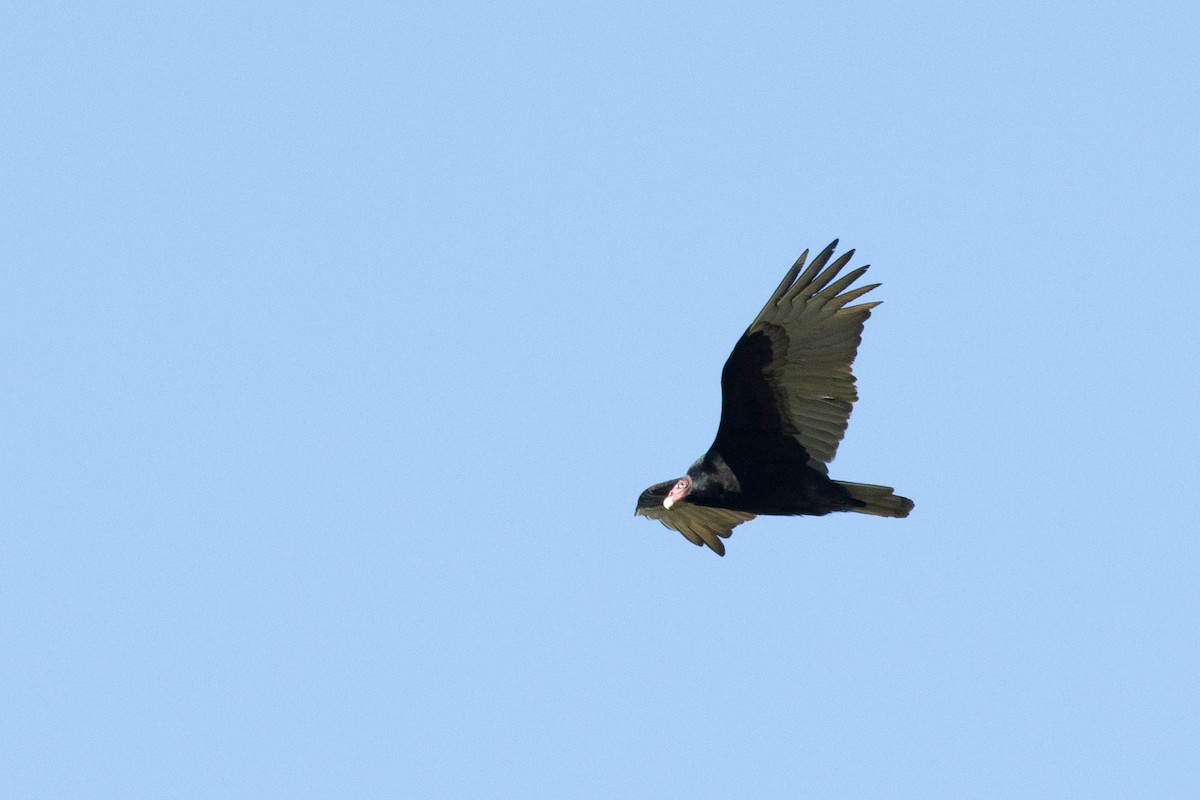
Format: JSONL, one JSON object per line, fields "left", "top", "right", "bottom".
{"left": 636, "top": 481, "right": 755, "bottom": 556}
{"left": 716, "top": 240, "right": 881, "bottom": 469}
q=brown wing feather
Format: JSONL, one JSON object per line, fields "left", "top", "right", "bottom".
{"left": 716, "top": 241, "right": 881, "bottom": 468}
{"left": 635, "top": 502, "right": 756, "bottom": 556}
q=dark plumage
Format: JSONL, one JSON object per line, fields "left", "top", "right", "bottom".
{"left": 635, "top": 240, "right": 913, "bottom": 555}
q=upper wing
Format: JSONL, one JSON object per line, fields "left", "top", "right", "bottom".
{"left": 635, "top": 483, "right": 755, "bottom": 556}
{"left": 716, "top": 240, "right": 881, "bottom": 469}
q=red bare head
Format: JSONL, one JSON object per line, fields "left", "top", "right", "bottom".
{"left": 663, "top": 475, "right": 693, "bottom": 509}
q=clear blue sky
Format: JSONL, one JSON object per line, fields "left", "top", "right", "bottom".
{"left": 4, "top": 2, "right": 1198, "bottom": 797}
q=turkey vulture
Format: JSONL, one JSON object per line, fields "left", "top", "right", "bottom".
{"left": 635, "top": 240, "right": 913, "bottom": 555}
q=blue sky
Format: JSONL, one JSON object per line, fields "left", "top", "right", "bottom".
{"left": 4, "top": 1, "right": 1198, "bottom": 797}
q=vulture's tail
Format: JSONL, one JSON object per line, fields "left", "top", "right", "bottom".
{"left": 837, "top": 481, "right": 914, "bottom": 518}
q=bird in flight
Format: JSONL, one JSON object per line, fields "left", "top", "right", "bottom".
{"left": 636, "top": 240, "right": 913, "bottom": 555}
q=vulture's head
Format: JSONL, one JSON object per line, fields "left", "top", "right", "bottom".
{"left": 635, "top": 475, "right": 695, "bottom": 513}
{"left": 636, "top": 478, "right": 684, "bottom": 513}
